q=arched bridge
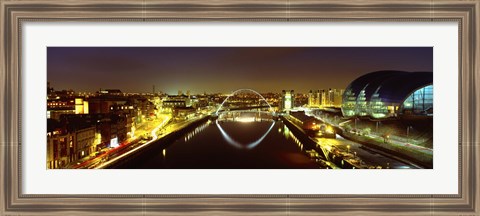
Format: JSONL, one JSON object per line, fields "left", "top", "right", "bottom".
{"left": 212, "top": 89, "right": 277, "bottom": 150}
{"left": 214, "top": 88, "right": 275, "bottom": 116}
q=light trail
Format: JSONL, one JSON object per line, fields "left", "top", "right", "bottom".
{"left": 96, "top": 116, "right": 171, "bottom": 169}
{"left": 151, "top": 116, "right": 171, "bottom": 140}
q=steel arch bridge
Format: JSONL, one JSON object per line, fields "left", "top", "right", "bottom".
{"left": 214, "top": 88, "right": 274, "bottom": 115}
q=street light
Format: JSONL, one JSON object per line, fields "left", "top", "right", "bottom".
{"left": 347, "top": 145, "right": 351, "bottom": 153}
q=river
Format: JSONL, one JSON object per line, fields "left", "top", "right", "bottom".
{"left": 119, "top": 119, "right": 324, "bottom": 169}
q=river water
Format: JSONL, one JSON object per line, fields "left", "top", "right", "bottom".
{"left": 125, "top": 119, "right": 323, "bottom": 169}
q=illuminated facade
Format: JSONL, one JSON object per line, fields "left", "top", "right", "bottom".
{"left": 74, "top": 98, "right": 89, "bottom": 114}
{"left": 309, "top": 89, "right": 344, "bottom": 108}
{"left": 308, "top": 90, "right": 321, "bottom": 107}
{"left": 47, "top": 99, "right": 75, "bottom": 120}
{"left": 280, "top": 90, "right": 294, "bottom": 111}
{"left": 46, "top": 124, "right": 96, "bottom": 169}
{"left": 47, "top": 131, "right": 74, "bottom": 169}
{"left": 327, "top": 89, "right": 344, "bottom": 107}
{"left": 163, "top": 94, "right": 191, "bottom": 112}
{"left": 341, "top": 71, "right": 433, "bottom": 119}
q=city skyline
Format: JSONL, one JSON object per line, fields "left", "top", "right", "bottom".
{"left": 47, "top": 47, "right": 433, "bottom": 170}
{"left": 47, "top": 47, "right": 433, "bottom": 94}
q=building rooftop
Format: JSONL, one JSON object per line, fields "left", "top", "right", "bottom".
{"left": 345, "top": 70, "right": 433, "bottom": 104}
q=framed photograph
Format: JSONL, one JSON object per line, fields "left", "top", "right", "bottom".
{"left": 1, "top": 0, "right": 478, "bottom": 215}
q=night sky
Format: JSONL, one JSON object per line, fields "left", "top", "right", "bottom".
{"left": 47, "top": 47, "right": 432, "bottom": 94}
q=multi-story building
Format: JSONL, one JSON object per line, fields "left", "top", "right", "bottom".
{"left": 192, "top": 95, "right": 209, "bottom": 109}
{"left": 135, "top": 97, "right": 156, "bottom": 119}
{"left": 326, "top": 89, "right": 344, "bottom": 107}
{"left": 58, "top": 113, "right": 128, "bottom": 150}
{"left": 87, "top": 92, "right": 140, "bottom": 133}
{"left": 88, "top": 96, "right": 129, "bottom": 114}
{"left": 47, "top": 99, "right": 75, "bottom": 120}
{"left": 162, "top": 94, "right": 191, "bottom": 110}
{"left": 308, "top": 89, "right": 344, "bottom": 108}
{"left": 174, "top": 107, "right": 196, "bottom": 120}
{"left": 95, "top": 114, "right": 128, "bottom": 148}
{"left": 74, "top": 126, "right": 96, "bottom": 159}
{"left": 47, "top": 97, "right": 91, "bottom": 120}
{"left": 46, "top": 86, "right": 159, "bottom": 168}
{"left": 47, "top": 121, "right": 96, "bottom": 169}
{"left": 47, "top": 129, "right": 74, "bottom": 169}
{"left": 47, "top": 83, "right": 76, "bottom": 120}
{"left": 308, "top": 90, "right": 321, "bottom": 107}
{"left": 280, "top": 90, "right": 294, "bottom": 111}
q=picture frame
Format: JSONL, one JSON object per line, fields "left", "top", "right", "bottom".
{"left": 1, "top": 0, "right": 478, "bottom": 215}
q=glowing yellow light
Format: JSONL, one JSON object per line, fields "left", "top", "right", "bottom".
{"left": 326, "top": 126, "right": 334, "bottom": 133}
{"left": 236, "top": 117, "right": 255, "bottom": 123}
{"left": 325, "top": 145, "right": 332, "bottom": 151}
{"left": 83, "top": 101, "right": 89, "bottom": 114}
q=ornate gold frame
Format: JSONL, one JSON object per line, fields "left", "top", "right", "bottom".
{"left": 1, "top": 0, "right": 478, "bottom": 215}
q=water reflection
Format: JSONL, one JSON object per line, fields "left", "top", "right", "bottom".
{"left": 216, "top": 119, "right": 276, "bottom": 150}
{"left": 281, "top": 125, "right": 303, "bottom": 151}
{"left": 122, "top": 118, "right": 321, "bottom": 169}
{"left": 184, "top": 120, "right": 210, "bottom": 142}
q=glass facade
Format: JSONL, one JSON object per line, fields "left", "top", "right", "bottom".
{"left": 400, "top": 85, "right": 433, "bottom": 115}
{"left": 341, "top": 71, "right": 433, "bottom": 119}
{"left": 341, "top": 89, "right": 356, "bottom": 117}
{"left": 355, "top": 89, "right": 368, "bottom": 116}
{"left": 280, "top": 90, "right": 294, "bottom": 111}
{"left": 369, "top": 92, "right": 388, "bottom": 119}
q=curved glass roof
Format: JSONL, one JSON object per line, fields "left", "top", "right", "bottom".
{"left": 345, "top": 71, "right": 407, "bottom": 98}
{"left": 345, "top": 70, "right": 432, "bottom": 104}
{"left": 342, "top": 70, "right": 432, "bottom": 119}
{"left": 373, "top": 72, "right": 433, "bottom": 104}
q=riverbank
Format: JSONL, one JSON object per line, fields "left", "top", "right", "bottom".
{"left": 281, "top": 115, "right": 355, "bottom": 169}
{"left": 104, "top": 115, "right": 211, "bottom": 168}
{"left": 307, "top": 111, "right": 433, "bottom": 168}
{"left": 337, "top": 128, "right": 433, "bottom": 168}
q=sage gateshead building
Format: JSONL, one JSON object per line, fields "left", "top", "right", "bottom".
{"left": 341, "top": 70, "right": 433, "bottom": 119}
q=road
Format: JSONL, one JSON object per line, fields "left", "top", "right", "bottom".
{"left": 69, "top": 114, "right": 171, "bottom": 169}
{"left": 94, "top": 114, "right": 208, "bottom": 169}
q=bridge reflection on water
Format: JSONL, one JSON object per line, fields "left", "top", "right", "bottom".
{"left": 216, "top": 111, "right": 276, "bottom": 150}
{"left": 119, "top": 112, "right": 323, "bottom": 169}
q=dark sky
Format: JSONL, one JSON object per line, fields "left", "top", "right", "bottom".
{"left": 47, "top": 47, "right": 432, "bottom": 94}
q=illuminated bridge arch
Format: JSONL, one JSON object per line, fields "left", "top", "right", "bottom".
{"left": 215, "top": 88, "right": 273, "bottom": 115}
